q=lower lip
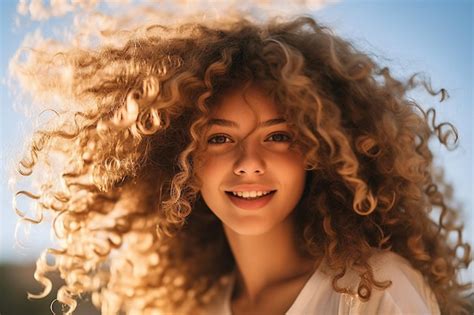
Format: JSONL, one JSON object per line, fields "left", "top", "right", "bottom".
{"left": 226, "top": 191, "right": 276, "bottom": 210}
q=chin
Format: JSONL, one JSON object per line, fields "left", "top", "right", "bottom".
{"left": 225, "top": 220, "right": 275, "bottom": 236}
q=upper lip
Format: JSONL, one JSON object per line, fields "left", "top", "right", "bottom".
{"left": 225, "top": 185, "right": 277, "bottom": 192}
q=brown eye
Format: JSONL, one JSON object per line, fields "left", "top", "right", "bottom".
{"left": 208, "top": 134, "right": 232, "bottom": 145}
{"left": 207, "top": 132, "right": 291, "bottom": 145}
{"left": 266, "top": 133, "right": 291, "bottom": 142}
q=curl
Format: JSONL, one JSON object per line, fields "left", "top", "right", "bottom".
{"left": 10, "top": 14, "right": 471, "bottom": 315}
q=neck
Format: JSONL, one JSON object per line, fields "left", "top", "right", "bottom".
{"left": 223, "top": 212, "right": 317, "bottom": 305}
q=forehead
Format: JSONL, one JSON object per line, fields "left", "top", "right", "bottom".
{"left": 209, "top": 85, "right": 282, "bottom": 121}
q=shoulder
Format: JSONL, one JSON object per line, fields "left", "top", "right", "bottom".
{"left": 287, "top": 250, "right": 440, "bottom": 315}
{"left": 351, "top": 250, "right": 441, "bottom": 314}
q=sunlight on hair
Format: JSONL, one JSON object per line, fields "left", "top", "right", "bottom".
{"left": 7, "top": 2, "right": 472, "bottom": 314}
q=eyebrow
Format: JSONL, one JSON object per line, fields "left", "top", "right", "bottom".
{"left": 207, "top": 117, "right": 287, "bottom": 128}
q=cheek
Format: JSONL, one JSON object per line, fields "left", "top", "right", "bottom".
{"left": 278, "top": 154, "right": 307, "bottom": 192}
{"left": 197, "top": 149, "right": 234, "bottom": 172}
{"left": 196, "top": 156, "right": 225, "bottom": 192}
{"left": 279, "top": 150, "right": 306, "bottom": 171}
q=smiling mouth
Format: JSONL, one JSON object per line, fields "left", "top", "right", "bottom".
{"left": 224, "top": 190, "right": 277, "bottom": 210}
{"left": 225, "top": 190, "right": 277, "bottom": 200}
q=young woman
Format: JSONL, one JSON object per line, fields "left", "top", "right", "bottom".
{"left": 11, "top": 14, "right": 471, "bottom": 315}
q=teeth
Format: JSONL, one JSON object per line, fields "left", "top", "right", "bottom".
{"left": 231, "top": 191, "right": 272, "bottom": 198}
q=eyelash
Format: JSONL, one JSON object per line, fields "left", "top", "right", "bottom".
{"left": 207, "top": 132, "right": 292, "bottom": 145}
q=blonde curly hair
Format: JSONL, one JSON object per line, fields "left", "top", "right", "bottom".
{"left": 10, "top": 14, "right": 472, "bottom": 314}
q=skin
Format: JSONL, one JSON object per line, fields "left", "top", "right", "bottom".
{"left": 196, "top": 85, "right": 319, "bottom": 314}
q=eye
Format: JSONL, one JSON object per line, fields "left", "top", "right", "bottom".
{"left": 207, "top": 132, "right": 292, "bottom": 145}
{"left": 208, "top": 134, "right": 232, "bottom": 145}
{"left": 266, "top": 132, "right": 292, "bottom": 142}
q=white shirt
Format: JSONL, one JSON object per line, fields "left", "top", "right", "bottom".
{"left": 201, "top": 250, "right": 440, "bottom": 314}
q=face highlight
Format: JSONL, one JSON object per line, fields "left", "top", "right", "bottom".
{"left": 195, "top": 85, "right": 307, "bottom": 236}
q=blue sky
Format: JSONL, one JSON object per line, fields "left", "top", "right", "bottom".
{"left": 1, "top": 1, "right": 472, "bottom": 282}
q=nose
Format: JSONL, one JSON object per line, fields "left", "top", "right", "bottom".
{"left": 233, "top": 140, "right": 265, "bottom": 175}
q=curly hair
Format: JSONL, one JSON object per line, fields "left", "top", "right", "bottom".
{"left": 10, "top": 14, "right": 472, "bottom": 315}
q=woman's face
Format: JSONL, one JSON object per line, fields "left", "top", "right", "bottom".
{"left": 195, "top": 85, "right": 307, "bottom": 236}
